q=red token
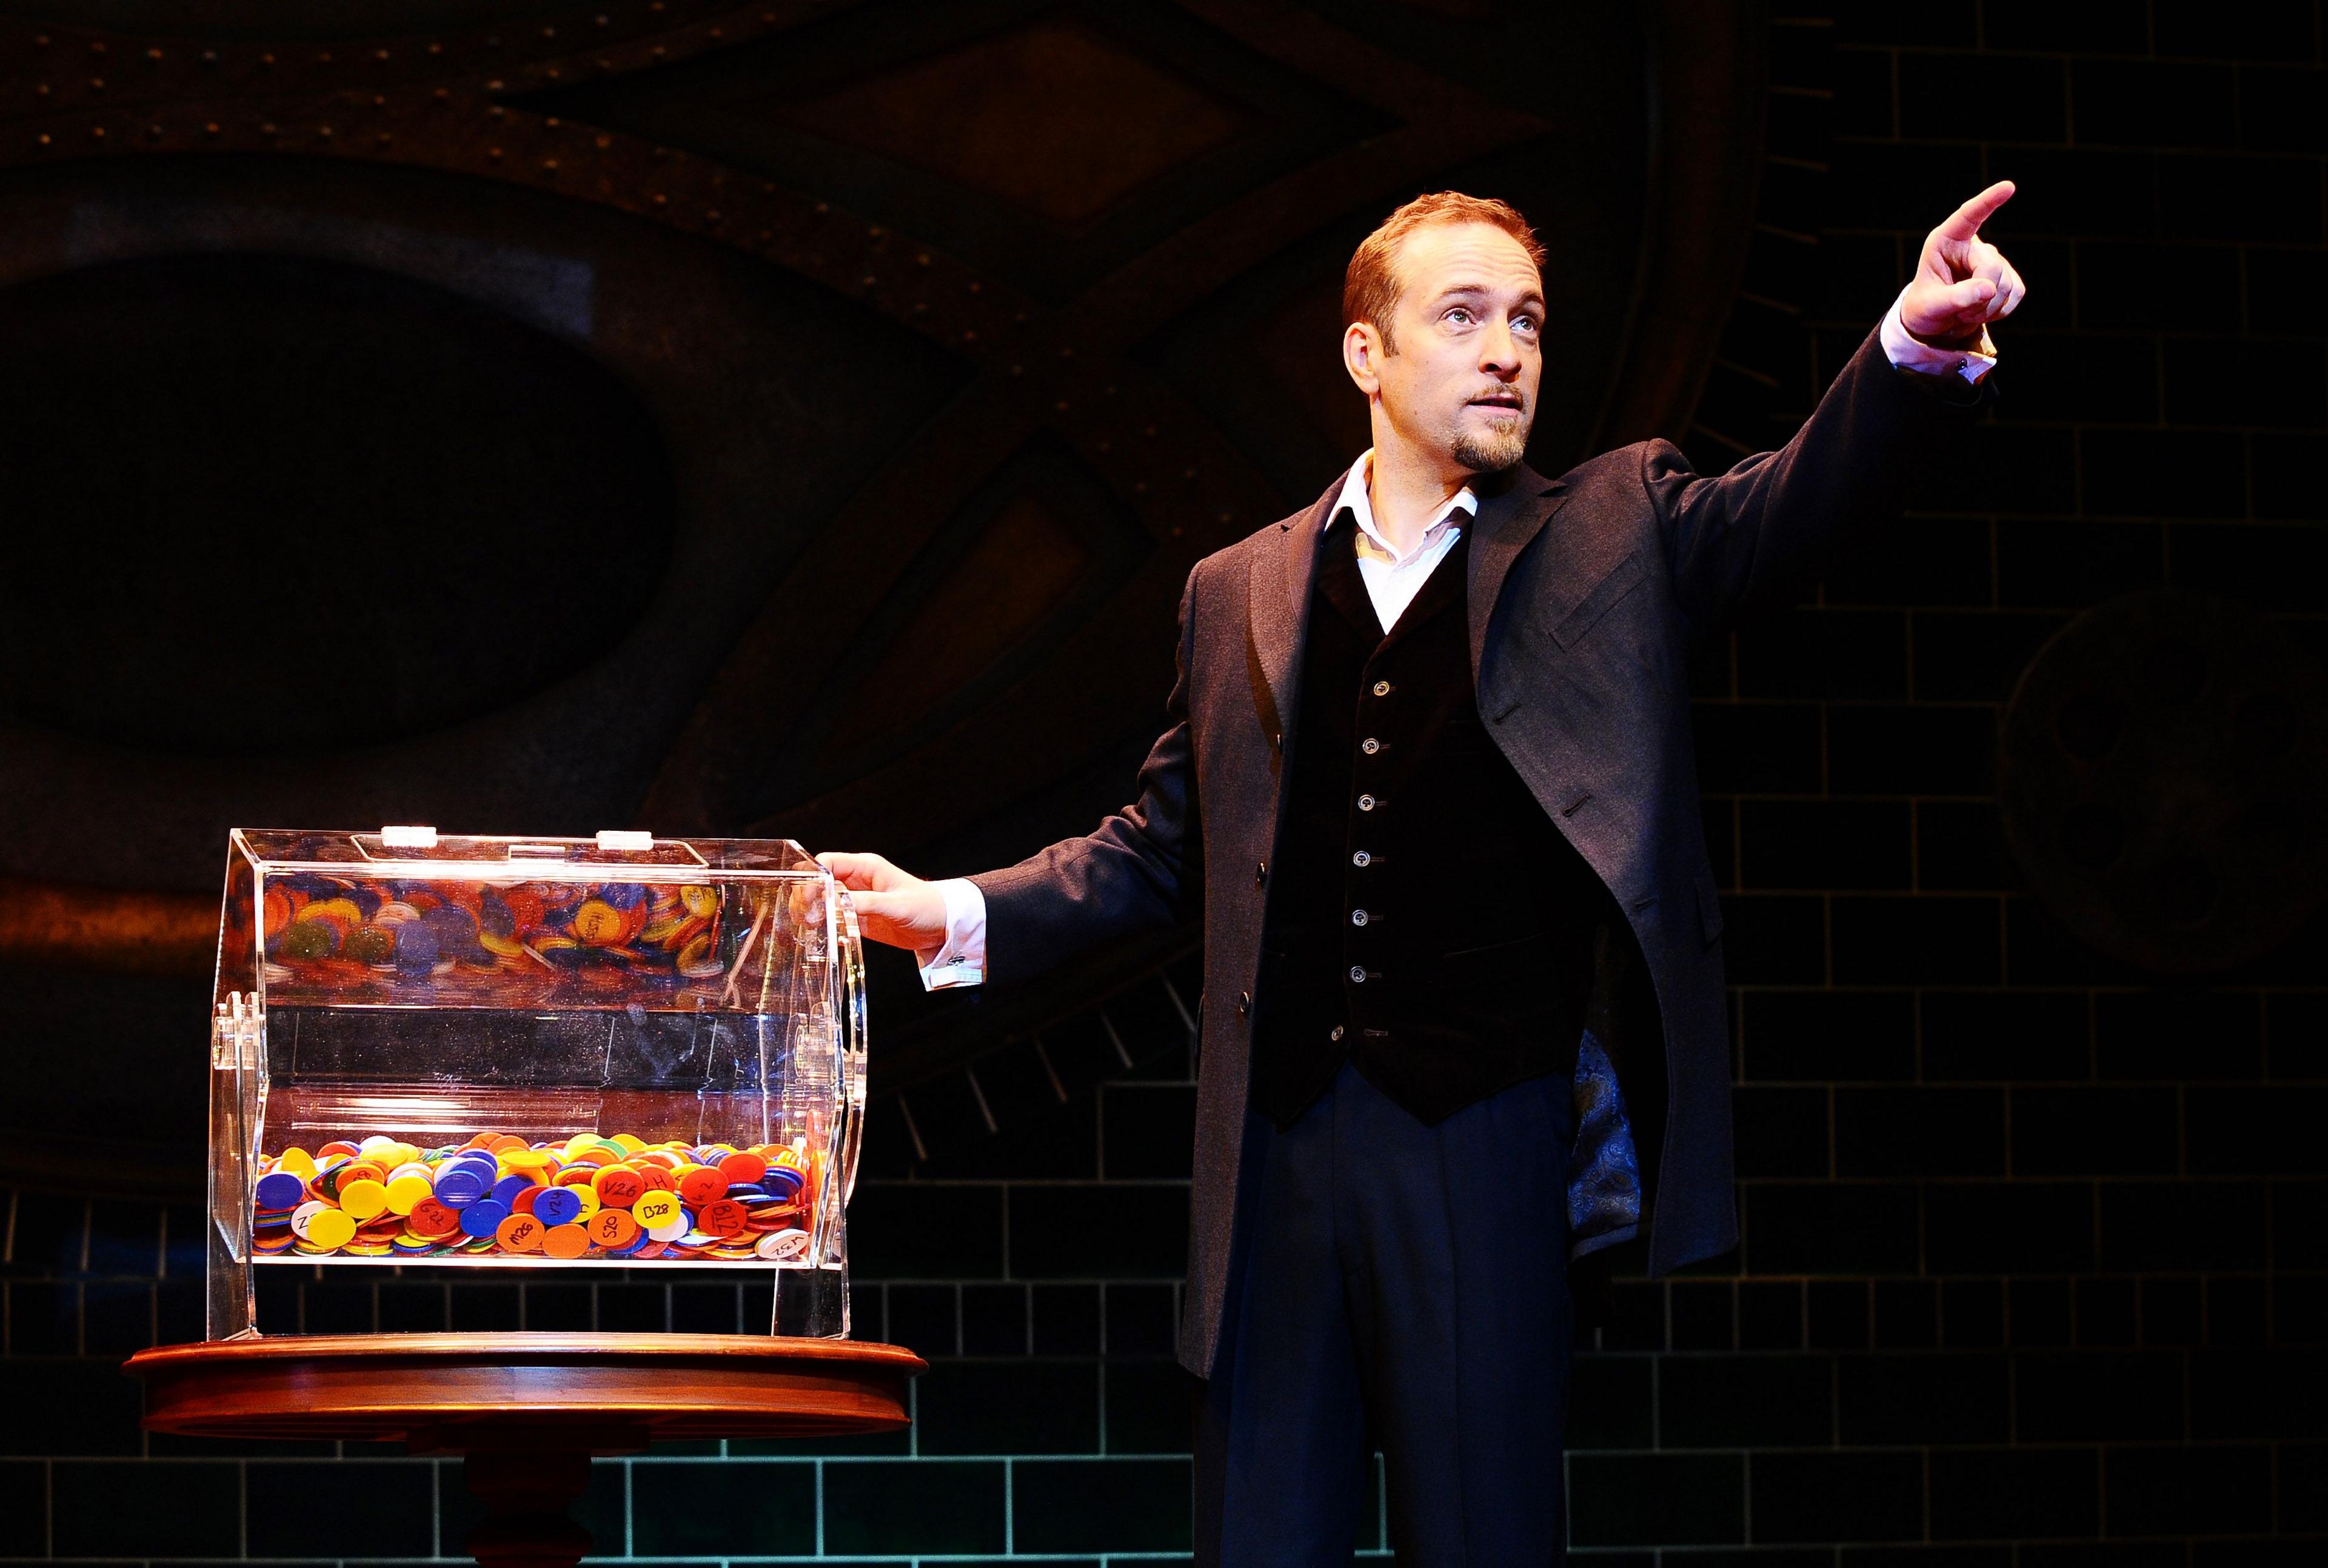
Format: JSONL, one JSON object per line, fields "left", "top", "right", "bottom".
{"left": 409, "top": 1199, "right": 463, "bottom": 1239}
{"left": 677, "top": 1167, "right": 728, "bottom": 1207}
{"left": 716, "top": 1152, "right": 768, "bottom": 1186}
{"left": 632, "top": 1164, "right": 674, "bottom": 1195}
{"left": 699, "top": 1199, "right": 749, "bottom": 1238}
{"left": 592, "top": 1168, "right": 645, "bottom": 1208}
{"left": 512, "top": 1186, "right": 542, "bottom": 1215}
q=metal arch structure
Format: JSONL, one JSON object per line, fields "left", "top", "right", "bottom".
{"left": 0, "top": 0, "right": 1771, "bottom": 1192}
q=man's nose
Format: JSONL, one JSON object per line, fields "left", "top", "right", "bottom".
{"left": 1480, "top": 324, "right": 1521, "bottom": 373}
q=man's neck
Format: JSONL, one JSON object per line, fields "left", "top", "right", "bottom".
{"left": 1364, "top": 444, "right": 1473, "bottom": 558}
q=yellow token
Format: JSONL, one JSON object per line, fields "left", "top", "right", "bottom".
{"left": 337, "top": 1179, "right": 389, "bottom": 1221}
{"left": 570, "top": 1187, "right": 601, "bottom": 1221}
{"left": 305, "top": 1210, "right": 356, "bottom": 1250}
{"left": 610, "top": 1132, "right": 646, "bottom": 1153}
{"left": 274, "top": 1147, "right": 318, "bottom": 1181}
{"left": 504, "top": 1151, "right": 557, "bottom": 1181}
{"left": 632, "top": 1190, "right": 682, "bottom": 1229}
{"left": 384, "top": 1175, "right": 433, "bottom": 1216}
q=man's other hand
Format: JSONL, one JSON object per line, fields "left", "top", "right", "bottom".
{"left": 1901, "top": 180, "right": 2026, "bottom": 350}
{"left": 815, "top": 851, "right": 951, "bottom": 952}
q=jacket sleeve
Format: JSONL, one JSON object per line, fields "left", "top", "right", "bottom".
{"left": 1651, "top": 323, "right": 1987, "bottom": 636}
{"left": 966, "top": 565, "right": 1203, "bottom": 979}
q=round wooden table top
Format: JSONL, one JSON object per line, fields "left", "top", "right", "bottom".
{"left": 125, "top": 1333, "right": 927, "bottom": 1449}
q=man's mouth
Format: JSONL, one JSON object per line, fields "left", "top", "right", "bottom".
{"left": 1468, "top": 393, "right": 1525, "bottom": 413}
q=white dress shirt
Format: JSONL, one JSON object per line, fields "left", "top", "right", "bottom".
{"left": 910, "top": 285, "right": 1992, "bottom": 988}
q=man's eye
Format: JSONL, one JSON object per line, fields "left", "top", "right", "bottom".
{"left": 1445, "top": 307, "right": 1474, "bottom": 324}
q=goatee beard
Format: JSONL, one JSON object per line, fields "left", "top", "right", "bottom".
{"left": 1451, "top": 421, "right": 1530, "bottom": 474}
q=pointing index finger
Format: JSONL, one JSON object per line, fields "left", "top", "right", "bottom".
{"left": 1938, "top": 179, "right": 2016, "bottom": 242}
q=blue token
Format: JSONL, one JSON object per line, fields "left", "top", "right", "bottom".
{"left": 491, "top": 1173, "right": 536, "bottom": 1207}
{"left": 459, "top": 1198, "right": 510, "bottom": 1238}
{"left": 255, "top": 1172, "right": 306, "bottom": 1210}
{"left": 433, "top": 1167, "right": 487, "bottom": 1207}
{"left": 532, "top": 1187, "right": 583, "bottom": 1227}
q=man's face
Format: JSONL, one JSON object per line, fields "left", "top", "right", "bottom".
{"left": 1364, "top": 221, "right": 1545, "bottom": 474}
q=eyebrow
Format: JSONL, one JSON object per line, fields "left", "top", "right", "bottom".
{"left": 1431, "top": 283, "right": 1548, "bottom": 312}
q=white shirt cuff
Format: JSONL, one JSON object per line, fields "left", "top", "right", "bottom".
{"left": 915, "top": 877, "right": 988, "bottom": 990}
{"left": 1879, "top": 287, "right": 1998, "bottom": 385}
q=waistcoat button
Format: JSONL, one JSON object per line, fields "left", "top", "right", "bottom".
{"left": 1352, "top": 850, "right": 1371, "bottom": 867}
{"left": 1351, "top": 909, "right": 1368, "bottom": 926}
{"left": 1349, "top": 966, "right": 1367, "bottom": 984}
{"left": 1237, "top": 991, "right": 1251, "bottom": 1015}
{"left": 1357, "top": 793, "right": 1376, "bottom": 811}
{"left": 1330, "top": 1024, "right": 1345, "bottom": 1042}
{"left": 1361, "top": 737, "right": 1380, "bottom": 754}
{"left": 1254, "top": 861, "right": 1267, "bottom": 886}
{"left": 1371, "top": 680, "right": 1391, "bottom": 696}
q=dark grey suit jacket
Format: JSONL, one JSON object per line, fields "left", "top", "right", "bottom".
{"left": 974, "top": 326, "right": 1982, "bottom": 1375}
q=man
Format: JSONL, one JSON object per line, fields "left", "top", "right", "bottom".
{"left": 824, "top": 183, "right": 2024, "bottom": 1563}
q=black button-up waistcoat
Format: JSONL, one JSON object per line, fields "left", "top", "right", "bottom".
{"left": 1250, "top": 513, "right": 1616, "bottom": 1127}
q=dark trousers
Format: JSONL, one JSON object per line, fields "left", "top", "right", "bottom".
{"left": 1194, "top": 1059, "right": 1575, "bottom": 1566}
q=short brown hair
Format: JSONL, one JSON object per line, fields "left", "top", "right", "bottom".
{"left": 1343, "top": 192, "right": 1545, "bottom": 353}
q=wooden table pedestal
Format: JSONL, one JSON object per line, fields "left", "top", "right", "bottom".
{"left": 125, "top": 1333, "right": 926, "bottom": 1568}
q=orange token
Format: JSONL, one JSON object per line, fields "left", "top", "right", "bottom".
{"left": 541, "top": 1224, "right": 592, "bottom": 1260}
{"left": 717, "top": 1152, "right": 768, "bottom": 1186}
{"left": 554, "top": 1166, "right": 597, "bottom": 1187}
{"left": 488, "top": 1134, "right": 529, "bottom": 1153}
{"left": 699, "top": 1199, "right": 749, "bottom": 1238}
{"left": 676, "top": 1167, "right": 728, "bottom": 1207}
{"left": 589, "top": 1210, "right": 640, "bottom": 1249}
{"left": 495, "top": 1213, "right": 547, "bottom": 1253}
{"left": 592, "top": 1167, "right": 645, "bottom": 1207}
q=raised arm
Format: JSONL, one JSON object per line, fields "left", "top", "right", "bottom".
{"left": 1656, "top": 182, "right": 2022, "bottom": 633}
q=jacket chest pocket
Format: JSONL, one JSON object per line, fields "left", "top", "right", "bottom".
{"left": 1550, "top": 548, "right": 1648, "bottom": 650}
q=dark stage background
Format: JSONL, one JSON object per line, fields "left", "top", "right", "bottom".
{"left": 1, "top": 0, "right": 2322, "bottom": 1563}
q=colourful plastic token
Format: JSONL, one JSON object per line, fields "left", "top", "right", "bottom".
{"left": 588, "top": 1210, "right": 640, "bottom": 1250}
{"left": 289, "top": 1199, "right": 333, "bottom": 1241}
{"left": 698, "top": 1199, "right": 749, "bottom": 1239}
{"left": 632, "top": 1190, "right": 682, "bottom": 1230}
{"left": 336, "top": 1179, "right": 389, "bottom": 1221}
{"left": 273, "top": 1147, "right": 318, "bottom": 1181}
{"left": 459, "top": 1198, "right": 511, "bottom": 1239}
{"left": 755, "top": 1228, "right": 812, "bottom": 1261}
{"left": 404, "top": 1199, "right": 463, "bottom": 1239}
{"left": 304, "top": 1210, "right": 357, "bottom": 1250}
{"left": 532, "top": 1187, "right": 583, "bottom": 1228}
{"left": 715, "top": 1151, "right": 768, "bottom": 1186}
{"left": 541, "top": 1224, "right": 592, "bottom": 1260}
{"left": 676, "top": 1167, "right": 729, "bottom": 1207}
{"left": 592, "top": 1168, "right": 646, "bottom": 1208}
{"left": 495, "top": 1213, "right": 547, "bottom": 1253}
{"left": 384, "top": 1174, "right": 434, "bottom": 1216}
{"left": 254, "top": 1172, "right": 306, "bottom": 1210}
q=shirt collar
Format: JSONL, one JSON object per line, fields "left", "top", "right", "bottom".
{"left": 1331, "top": 448, "right": 1477, "bottom": 565}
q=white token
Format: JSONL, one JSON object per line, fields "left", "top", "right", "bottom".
{"left": 755, "top": 1228, "right": 812, "bottom": 1261}
{"left": 289, "top": 1199, "right": 332, "bottom": 1241}
{"left": 358, "top": 1135, "right": 402, "bottom": 1156}
{"left": 387, "top": 1161, "right": 434, "bottom": 1186}
{"left": 647, "top": 1212, "right": 691, "bottom": 1243}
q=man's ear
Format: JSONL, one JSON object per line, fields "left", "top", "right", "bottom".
{"left": 1343, "top": 321, "right": 1383, "bottom": 397}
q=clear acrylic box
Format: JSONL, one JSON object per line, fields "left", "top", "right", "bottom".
{"left": 207, "top": 828, "right": 866, "bottom": 1341}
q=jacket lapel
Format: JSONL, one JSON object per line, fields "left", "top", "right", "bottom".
{"left": 1248, "top": 478, "right": 1342, "bottom": 742}
{"left": 1465, "top": 464, "right": 1568, "bottom": 682}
